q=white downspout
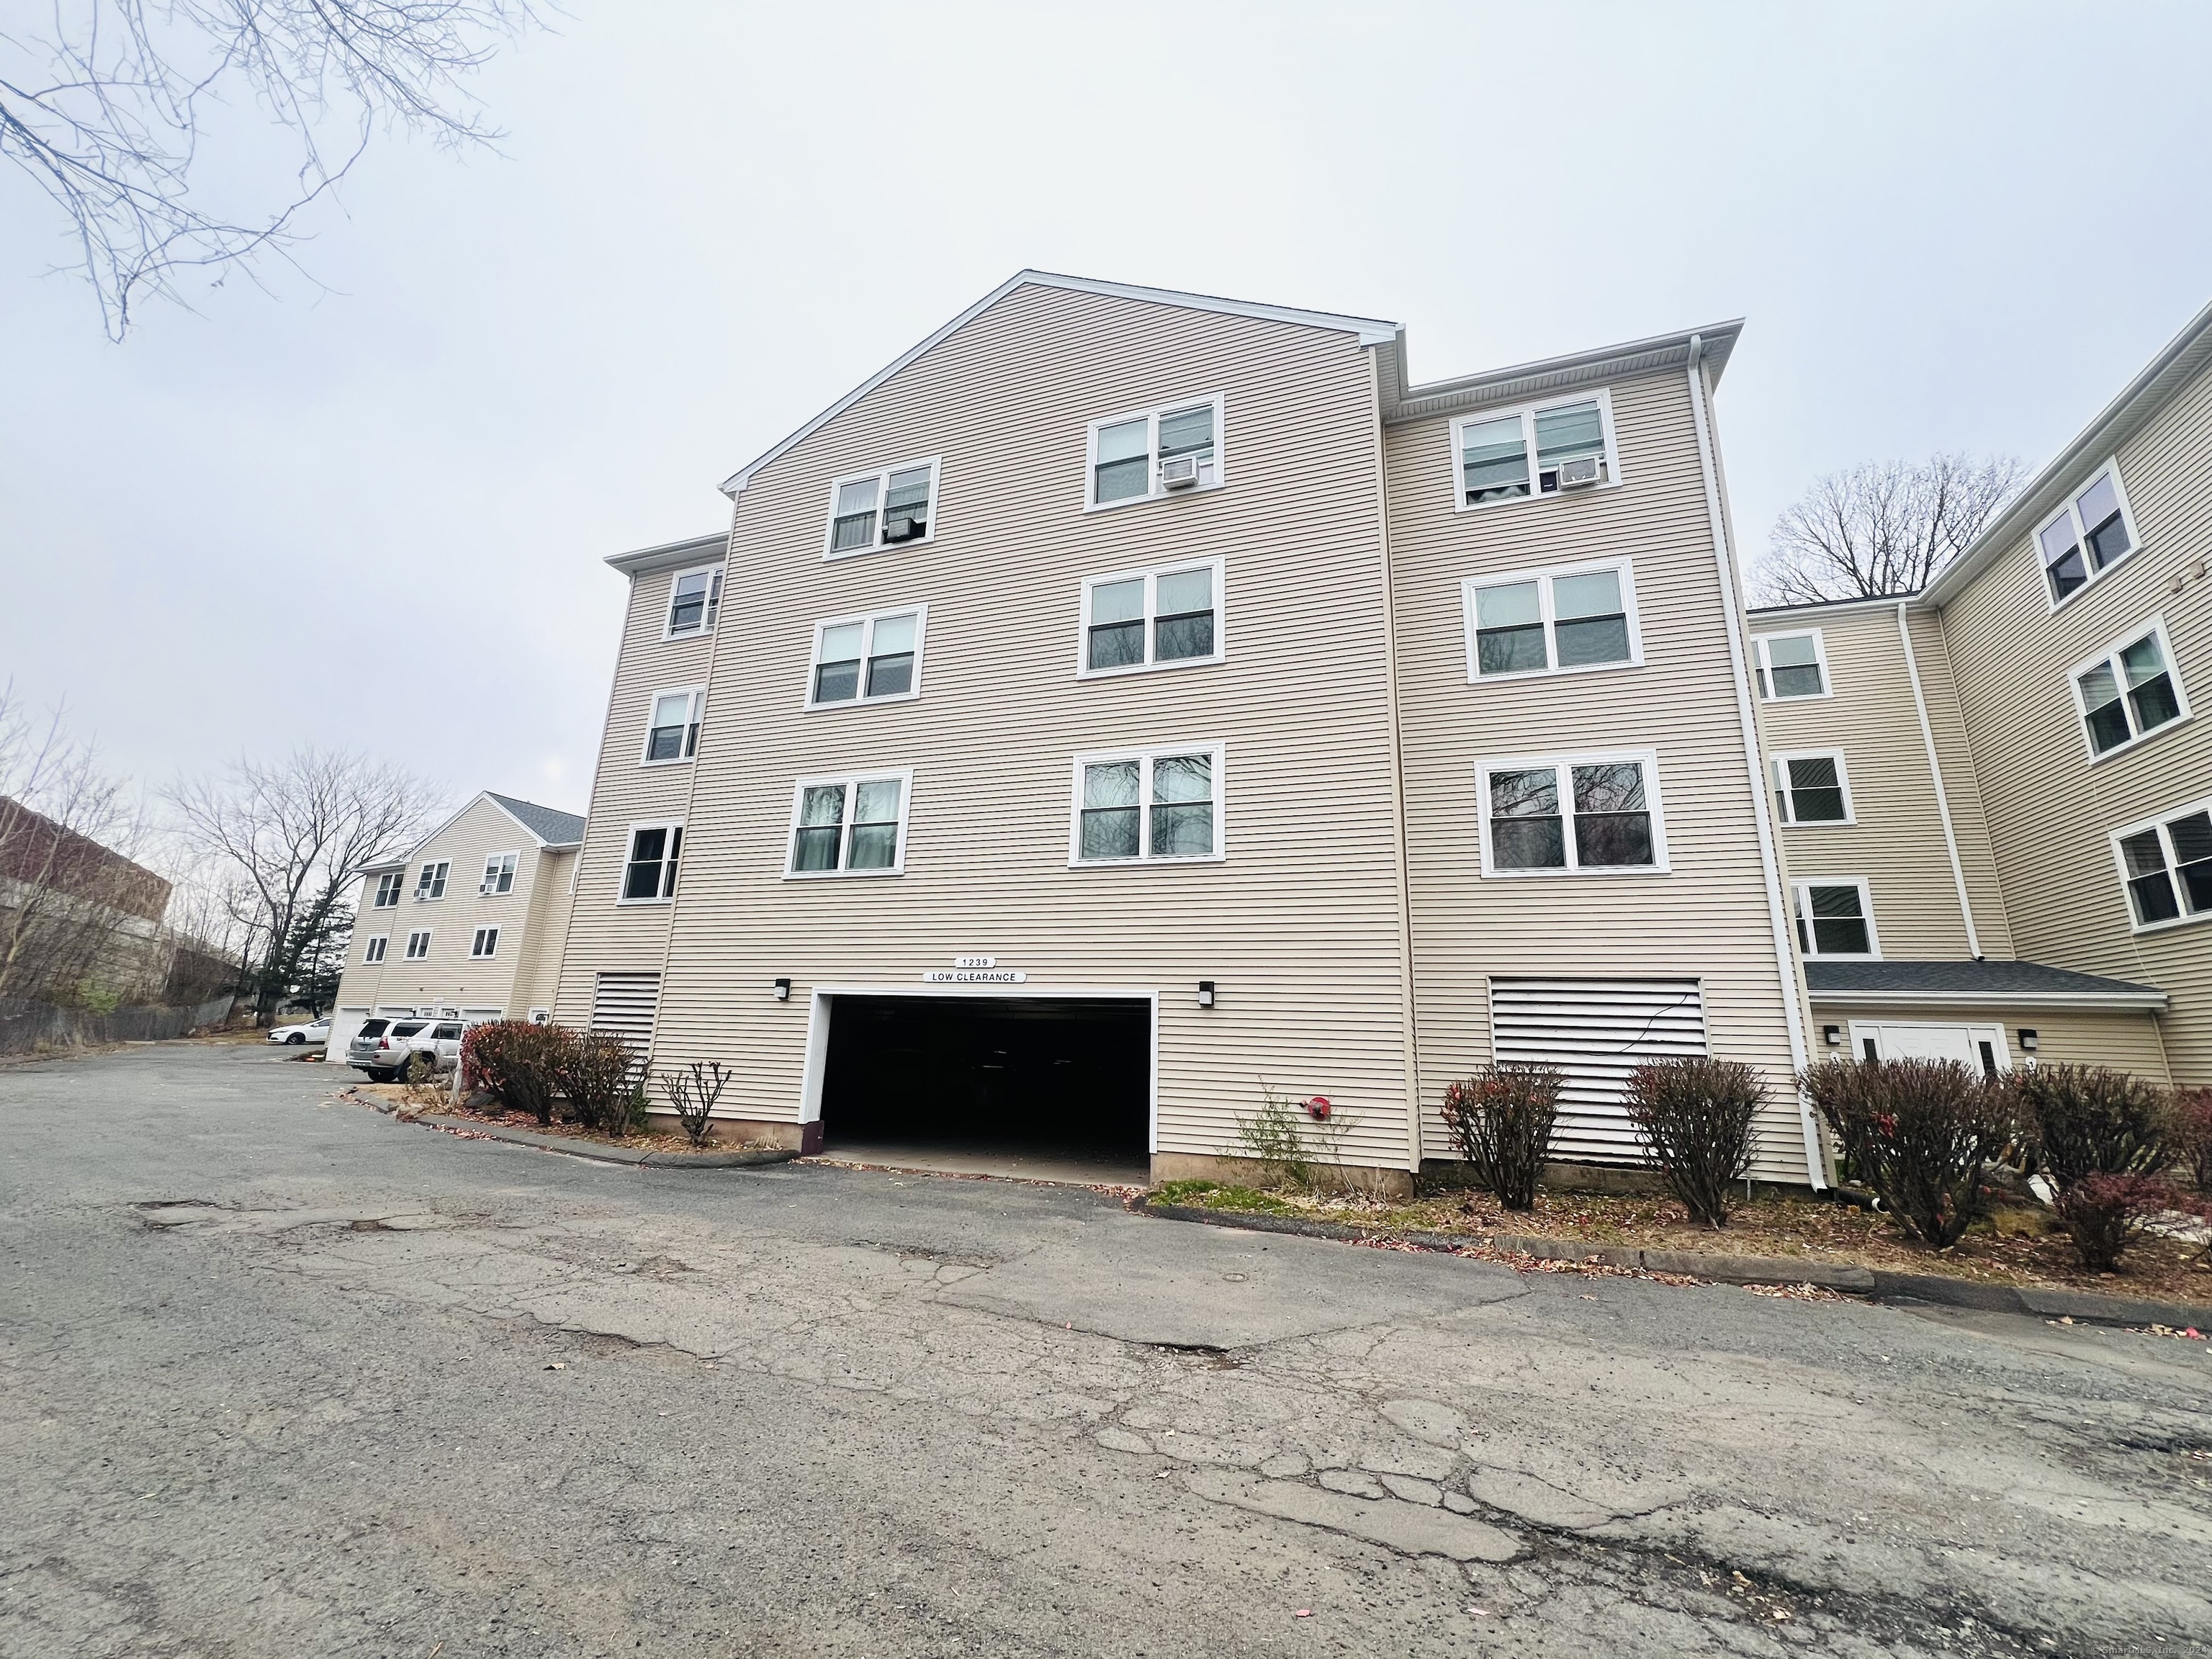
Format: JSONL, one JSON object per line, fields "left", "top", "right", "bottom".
{"left": 1684, "top": 337, "right": 1825, "bottom": 1190}
{"left": 1894, "top": 601, "right": 1982, "bottom": 959}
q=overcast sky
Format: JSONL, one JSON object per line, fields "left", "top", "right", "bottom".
{"left": 5, "top": 1, "right": 2209, "bottom": 822}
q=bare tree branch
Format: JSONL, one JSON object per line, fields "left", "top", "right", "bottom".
{"left": 1, "top": 1, "right": 541, "bottom": 338}
{"left": 1751, "top": 453, "right": 2026, "bottom": 606}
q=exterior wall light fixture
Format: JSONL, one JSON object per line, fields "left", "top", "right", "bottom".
{"left": 773, "top": 978, "right": 791, "bottom": 1002}
{"left": 1197, "top": 981, "right": 1215, "bottom": 1008}
{"left": 2018, "top": 1028, "right": 2038, "bottom": 1052}
{"left": 1822, "top": 1025, "right": 1842, "bottom": 1047}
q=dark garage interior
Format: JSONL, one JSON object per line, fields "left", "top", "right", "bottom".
{"left": 818, "top": 995, "right": 1151, "bottom": 1182}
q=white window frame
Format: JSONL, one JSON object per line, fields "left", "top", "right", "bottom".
{"left": 1082, "top": 393, "right": 1228, "bottom": 512}
{"left": 1791, "top": 878, "right": 1881, "bottom": 960}
{"left": 1075, "top": 556, "right": 1228, "bottom": 679}
{"left": 1769, "top": 749, "right": 1856, "bottom": 827}
{"left": 617, "top": 819, "right": 684, "bottom": 906}
{"left": 662, "top": 561, "right": 725, "bottom": 640}
{"left": 363, "top": 935, "right": 388, "bottom": 964}
{"left": 639, "top": 685, "right": 706, "bottom": 767}
{"left": 371, "top": 871, "right": 403, "bottom": 909}
{"left": 783, "top": 768, "right": 914, "bottom": 880}
{"left": 1753, "top": 629, "right": 1833, "bottom": 701}
{"left": 1066, "top": 742, "right": 1228, "bottom": 868}
{"left": 480, "top": 851, "right": 519, "bottom": 896}
{"left": 1475, "top": 748, "right": 1670, "bottom": 878}
{"left": 1459, "top": 556, "right": 1643, "bottom": 683}
{"left": 1447, "top": 388, "right": 1623, "bottom": 515}
{"left": 469, "top": 927, "right": 500, "bottom": 960}
{"left": 821, "top": 457, "right": 941, "bottom": 559}
{"left": 803, "top": 605, "right": 930, "bottom": 711}
{"left": 404, "top": 930, "right": 433, "bottom": 961}
{"left": 2036, "top": 457, "right": 2142, "bottom": 611}
{"left": 2109, "top": 793, "right": 2212, "bottom": 935}
{"left": 2069, "top": 616, "right": 2189, "bottom": 763}
{"left": 414, "top": 860, "right": 451, "bottom": 901}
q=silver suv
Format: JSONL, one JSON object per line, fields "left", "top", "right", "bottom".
{"left": 347, "top": 1017, "right": 464, "bottom": 1083}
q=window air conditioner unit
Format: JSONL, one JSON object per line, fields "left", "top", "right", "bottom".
{"left": 1556, "top": 455, "right": 1604, "bottom": 490}
{"left": 1158, "top": 456, "right": 1202, "bottom": 490}
{"left": 883, "top": 517, "right": 927, "bottom": 543}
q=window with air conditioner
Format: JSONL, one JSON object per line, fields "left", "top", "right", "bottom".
{"left": 808, "top": 608, "right": 926, "bottom": 707}
{"left": 2072, "top": 620, "right": 2186, "bottom": 759}
{"left": 1451, "top": 392, "right": 1619, "bottom": 511}
{"left": 620, "top": 822, "right": 683, "bottom": 904}
{"left": 1771, "top": 752, "right": 1853, "bottom": 824}
{"left": 786, "top": 772, "right": 910, "bottom": 877}
{"left": 1792, "top": 880, "right": 1878, "bottom": 958}
{"left": 2113, "top": 797, "right": 2212, "bottom": 932}
{"left": 642, "top": 688, "right": 704, "bottom": 765}
{"left": 1070, "top": 745, "right": 1224, "bottom": 864}
{"left": 1478, "top": 751, "right": 1667, "bottom": 876}
{"left": 481, "top": 852, "right": 518, "bottom": 895}
{"left": 1079, "top": 558, "right": 1224, "bottom": 676}
{"left": 665, "top": 562, "right": 724, "bottom": 638}
{"left": 414, "top": 860, "right": 450, "bottom": 901}
{"left": 1462, "top": 558, "right": 1640, "bottom": 680}
{"left": 1753, "top": 630, "right": 1830, "bottom": 700}
{"left": 1086, "top": 395, "right": 1225, "bottom": 508}
{"left": 824, "top": 459, "right": 939, "bottom": 557}
{"left": 2037, "top": 460, "right": 2139, "bottom": 606}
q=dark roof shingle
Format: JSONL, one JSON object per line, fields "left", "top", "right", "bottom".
{"left": 487, "top": 793, "right": 586, "bottom": 847}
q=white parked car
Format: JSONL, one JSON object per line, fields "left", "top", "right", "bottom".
{"left": 268, "top": 1018, "right": 331, "bottom": 1048}
{"left": 348, "top": 1017, "right": 464, "bottom": 1083}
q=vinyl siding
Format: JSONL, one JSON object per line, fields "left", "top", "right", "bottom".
{"left": 562, "top": 284, "right": 1416, "bottom": 1166}
{"left": 1937, "top": 354, "right": 2212, "bottom": 1083}
{"left": 508, "top": 846, "right": 575, "bottom": 1016}
{"left": 1806, "top": 1001, "right": 2171, "bottom": 1084}
{"left": 1386, "top": 367, "right": 1811, "bottom": 1182}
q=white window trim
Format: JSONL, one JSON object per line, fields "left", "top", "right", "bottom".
{"left": 1459, "top": 555, "right": 1643, "bottom": 683}
{"left": 1066, "top": 742, "right": 1228, "bottom": 868}
{"left": 639, "top": 685, "right": 706, "bottom": 768}
{"left": 1753, "top": 629, "right": 1833, "bottom": 701}
{"left": 413, "top": 860, "right": 451, "bottom": 902}
{"left": 2069, "top": 615, "right": 2190, "bottom": 764}
{"left": 2037, "top": 457, "right": 2143, "bottom": 611}
{"left": 617, "top": 819, "right": 685, "bottom": 907}
{"left": 363, "top": 935, "right": 388, "bottom": 964}
{"left": 1447, "top": 387, "right": 1623, "bottom": 516}
{"left": 1770, "top": 749, "right": 1856, "bottom": 827}
{"left": 821, "top": 457, "right": 942, "bottom": 560}
{"left": 661, "top": 560, "right": 726, "bottom": 641}
{"left": 1791, "top": 877, "right": 1881, "bottom": 960}
{"left": 480, "top": 851, "right": 520, "bottom": 896}
{"left": 783, "top": 768, "right": 914, "bottom": 880}
{"left": 802, "top": 604, "right": 930, "bottom": 711}
{"left": 469, "top": 927, "right": 500, "bottom": 960}
{"left": 1475, "top": 747, "right": 1671, "bottom": 878}
{"left": 2110, "top": 793, "right": 2212, "bottom": 935}
{"left": 1082, "top": 393, "right": 1228, "bottom": 513}
{"left": 404, "top": 929, "right": 433, "bottom": 961}
{"left": 1074, "top": 556, "right": 1228, "bottom": 680}
{"left": 371, "top": 872, "right": 403, "bottom": 909}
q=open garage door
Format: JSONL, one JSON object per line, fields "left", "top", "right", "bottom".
{"left": 817, "top": 994, "right": 1150, "bottom": 1184}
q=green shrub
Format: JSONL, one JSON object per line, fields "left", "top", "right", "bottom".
{"left": 1231, "top": 1085, "right": 1354, "bottom": 1187}
{"left": 562, "top": 1030, "right": 641, "bottom": 1135}
{"left": 462, "top": 1020, "right": 572, "bottom": 1126}
{"left": 2015, "top": 1064, "right": 2174, "bottom": 1184}
{"left": 1438, "top": 1064, "right": 1562, "bottom": 1212}
{"left": 1802, "top": 1058, "right": 2015, "bottom": 1248}
{"left": 1626, "top": 1057, "right": 1765, "bottom": 1228}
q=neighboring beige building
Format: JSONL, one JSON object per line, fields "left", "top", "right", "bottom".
{"left": 1750, "top": 296, "right": 2212, "bottom": 1085}
{"left": 549, "top": 272, "right": 1826, "bottom": 1188}
{"left": 328, "top": 792, "right": 583, "bottom": 1057}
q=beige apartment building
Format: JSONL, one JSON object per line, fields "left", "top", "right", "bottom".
{"left": 549, "top": 271, "right": 1827, "bottom": 1189}
{"left": 328, "top": 791, "right": 583, "bottom": 1057}
{"left": 1750, "top": 297, "right": 2212, "bottom": 1087}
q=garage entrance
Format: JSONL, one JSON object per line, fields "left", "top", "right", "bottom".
{"left": 814, "top": 994, "right": 1151, "bottom": 1184}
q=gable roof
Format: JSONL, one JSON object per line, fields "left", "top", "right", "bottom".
{"left": 487, "top": 793, "right": 586, "bottom": 847}
{"left": 715, "top": 270, "right": 1404, "bottom": 498}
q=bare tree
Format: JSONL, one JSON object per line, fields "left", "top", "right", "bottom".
{"left": 1, "top": 1, "right": 540, "bottom": 339}
{"left": 1753, "top": 454, "right": 2026, "bottom": 606}
{"left": 166, "top": 750, "right": 438, "bottom": 1023}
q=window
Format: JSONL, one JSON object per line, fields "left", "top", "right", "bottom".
{"left": 665, "top": 562, "right": 724, "bottom": 637}
{"left": 1792, "top": 880, "right": 1878, "bottom": 958}
{"left": 1451, "top": 392, "right": 1619, "bottom": 511}
{"left": 480, "top": 852, "right": 518, "bottom": 895}
{"left": 1478, "top": 752, "right": 1666, "bottom": 876}
{"left": 1085, "top": 395, "right": 1225, "bottom": 508}
{"left": 363, "top": 935, "right": 388, "bottom": 964}
{"left": 414, "top": 860, "right": 450, "bottom": 900}
{"left": 1079, "top": 558, "right": 1224, "bottom": 676}
{"left": 2072, "top": 621, "right": 2186, "bottom": 758}
{"left": 1771, "top": 752, "right": 1853, "bottom": 824}
{"left": 642, "top": 688, "right": 704, "bottom": 764}
{"left": 469, "top": 927, "right": 500, "bottom": 959}
{"left": 2037, "top": 460, "right": 2139, "bottom": 605}
{"left": 1069, "top": 745, "right": 1225, "bottom": 864}
{"left": 786, "top": 771, "right": 910, "bottom": 877}
{"left": 1462, "top": 558, "right": 1640, "bottom": 680}
{"left": 372, "top": 871, "right": 403, "bottom": 909}
{"left": 405, "top": 930, "right": 433, "bottom": 961}
{"left": 2112, "top": 798, "right": 2212, "bottom": 931}
{"left": 1753, "top": 630, "right": 1830, "bottom": 700}
{"left": 808, "top": 608, "right": 926, "bottom": 707}
{"left": 824, "top": 459, "right": 938, "bottom": 556}
{"left": 621, "top": 822, "right": 683, "bottom": 902}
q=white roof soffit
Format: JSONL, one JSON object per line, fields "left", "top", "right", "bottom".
{"left": 715, "top": 270, "right": 1404, "bottom": 499}
{"left": 1922, "top": 292, "right": 2212, "bottom": 610}
{"left": 605, "top": 531, "right": 729, "bottom": 577}
{"left": 1382, "top": 320, "right": 1744, "bottom": 427}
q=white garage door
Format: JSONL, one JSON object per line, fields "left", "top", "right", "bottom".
{"left": 1489, "top": 977, "right": 1709, "bottom": 1163}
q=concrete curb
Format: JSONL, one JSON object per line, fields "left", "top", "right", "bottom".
{"left": 1133, "top": 1197, "right": 2212, "bottom": 1331}
{"left": 342, "top": 1090, "right": 799, "bottom": 1169}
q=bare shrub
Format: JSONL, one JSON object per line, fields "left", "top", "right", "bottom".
{"left": 562, "top": 1031, "right": 641, "bottom": 1136}
{"left": 1626, "top": 1058, "right": 1765, "bottom": 1228}
{"left": 2015, "top": 1064, "right": 2175, "bottom": 1184}
{"left": 1438, "top": 1064, "right": 1562, "bottom": 1212}
{"left": 660, "top": 1061, "right": 731, "bottom": 1150}
{"left": 2174, "top": 1088, "right": 2212, "bottom": 1194}
{"left": 462, "top": 1020, "right": 570, "bottom": 1126}
{"left": 2052, "top": 1174, "right": 2182, "bottom": 1273}
{"left": 1802, "top": 1059, "right": 2015, "bottom": 1247}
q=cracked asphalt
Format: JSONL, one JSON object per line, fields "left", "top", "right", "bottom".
{"left": 4, "top": 1043, "right": 2211, "bottom": 1657}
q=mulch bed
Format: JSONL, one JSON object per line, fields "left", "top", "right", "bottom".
{"left": 1159, "top": 1181, "right": 2212, "bottom": 1305}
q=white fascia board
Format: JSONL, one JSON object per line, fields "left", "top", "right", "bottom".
{"left": 605, "top": 532, "right": 730, "bottom": 578}
{"left": 715, "top": 269, "right": 1404, "bottom": 498}
{"left": 1388, "top": 320, "right": 1744, "bottom": 426}
{"left": 1807, "top": 989, "right": 2170, "bottom": 1012}
{"left": 1748, "top": 593, "right": 1924, "bottom": 621}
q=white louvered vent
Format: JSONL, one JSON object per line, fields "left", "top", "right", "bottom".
{"left": 589, "top": 971, "right": 662, "bottom": 1057}
{"left": 1488, "top": 977, "right": 1708, "bottom": 1164}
